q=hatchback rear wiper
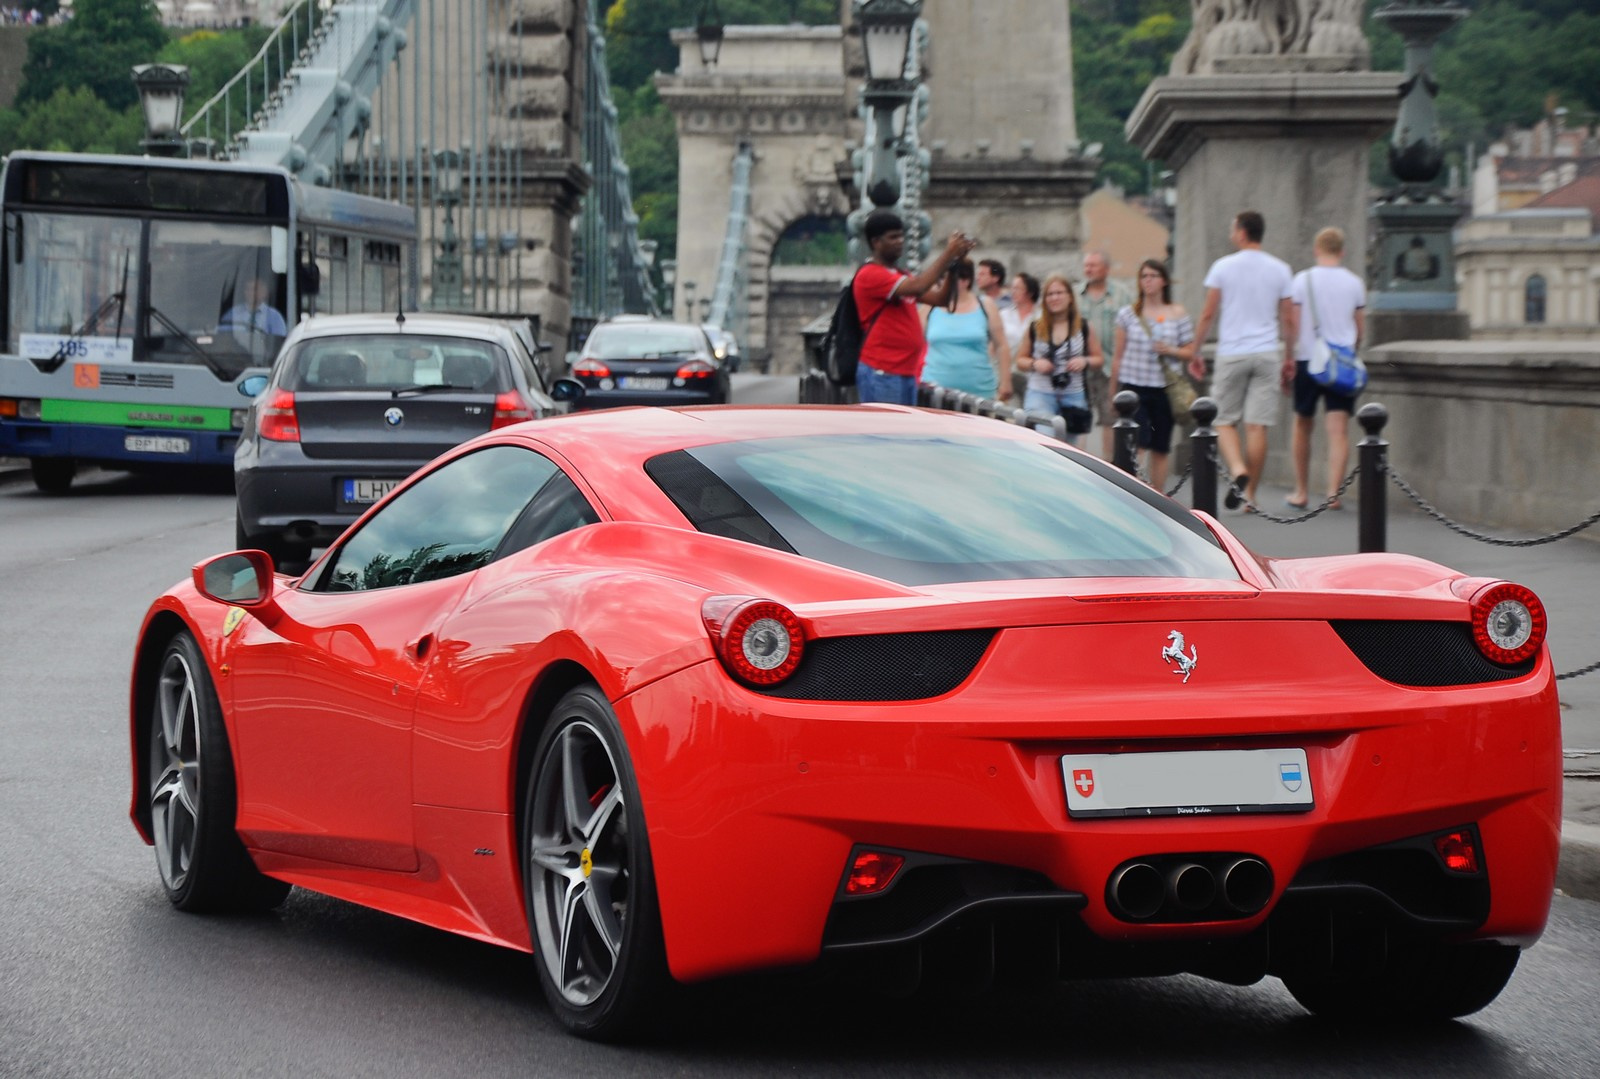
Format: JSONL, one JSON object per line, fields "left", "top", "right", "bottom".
{"left": 392, "top": 383, "right": 471, "bottom": 398}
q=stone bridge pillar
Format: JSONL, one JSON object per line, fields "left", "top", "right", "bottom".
{"left": 915, "top": 1, "right": 1097, "bottom": 279}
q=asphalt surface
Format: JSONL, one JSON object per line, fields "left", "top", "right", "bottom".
{"left": 2, "top": 384, "right": 1596, "bottom": 903}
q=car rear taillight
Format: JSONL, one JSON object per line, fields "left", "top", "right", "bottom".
{"left": 675, "top": 359, "right": 716, "bottom": 382}
{"left": 701, "top": 595, "right": 805, "bottom": 687}
{"left": 1469, "top": 581, "right": 1545, "bottom": 665}
{"left": 573, "top": 358, "right": 611, "bottom": 378}
{"left": 491, "top": 390, "right": 535, "bottom": 429}
{"left": 257, "top": 389, "right": 300, "bottom": 442}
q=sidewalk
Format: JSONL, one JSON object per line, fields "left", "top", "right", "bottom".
{"left": 1219, "top": 473, "right": 1600, "bottom": 902}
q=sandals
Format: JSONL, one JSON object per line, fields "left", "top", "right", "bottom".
{"left": 1224, "top": 474, "right": 1248, "bottom": 510}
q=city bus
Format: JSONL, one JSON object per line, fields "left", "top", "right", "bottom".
{"left": 0, "top": 151, "right": 416, "bottom": 492}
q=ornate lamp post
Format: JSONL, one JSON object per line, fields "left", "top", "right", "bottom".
{"left": 1368, "top": 1, "right": 1472, "bottom": 335}
{"left": 132, "top": 64, "right": 189, "bottom": 158}
{"left": 845, "top": 0, "right": 928, "bottom": 265}
{"left": 431, "top": 149, "right": 465, "bottom": 309}
{"left": 660, "top": 257, "right": 677, "bottom": 318}
{"left": 695, "top": 1, "right": 724, "bottom": 68}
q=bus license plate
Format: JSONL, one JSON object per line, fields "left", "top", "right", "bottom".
{"left": 125, "top": 435, "right": 190, "bottom": 454}
{"left": 619, "top": 376, "right": 669, "bottom": 391}
{"left": 344, "top": 478, "right": 400, "bottom": 504}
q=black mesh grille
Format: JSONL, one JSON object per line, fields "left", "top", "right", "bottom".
{"left": 1331, "top": 620, "right": 1534, "bottom": 686}
{"left": 756, "top": 629, "right": 996, "bottom": 701}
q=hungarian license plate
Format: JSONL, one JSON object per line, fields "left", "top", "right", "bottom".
{"left": 1062, "top": 749, "right": 1313, "bottom": 819}
{"left": 619, "top": 376, "right": 669, "bottom": 391}
{"left": 343, "top": 478, "right": 401, "bottom": 504}
{"left": 124, "top": 435, "right": 190, "bottom": 454}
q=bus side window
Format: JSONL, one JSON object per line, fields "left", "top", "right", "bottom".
{"left": 296, "top": 231, "right": 320, "bottom": 320}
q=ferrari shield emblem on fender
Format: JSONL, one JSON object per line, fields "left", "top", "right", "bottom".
{"left": 222, "top": 607, "right": 246, "bottom": 636}
{"left": 1072, "top": 769, "right": 1095, "bottom": 798}
{"left": 1161, "top": 630, "right": 1198, "bottom": 683}
{"left": 1280, "top": 762, "right": 1304, "bottom": 793}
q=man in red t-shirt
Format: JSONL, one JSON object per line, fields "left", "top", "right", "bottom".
{"left": 852, "top": 210, "right": 976, "bottom": 404}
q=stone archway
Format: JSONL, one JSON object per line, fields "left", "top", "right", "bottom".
{"left": 746, "top": 183, "right": 851, "bottom": 372}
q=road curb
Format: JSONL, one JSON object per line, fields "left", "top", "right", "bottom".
{"left": 1558, "top": 819, "right": 1600, "bottom": 902}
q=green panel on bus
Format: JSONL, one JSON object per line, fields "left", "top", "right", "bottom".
{"left": 40, "top": 398, "right": 234, "bottom": 431}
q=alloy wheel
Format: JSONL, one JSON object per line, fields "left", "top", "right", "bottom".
{"left": 150, "top": 648, "right": 203, "bottom": 893}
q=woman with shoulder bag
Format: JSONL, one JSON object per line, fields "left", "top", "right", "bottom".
{"left": 1110, "top": 259, "right": 1196, "bottom": 490}
{"left": 1014, "top": 274, "right": 1101, "bottom": 448}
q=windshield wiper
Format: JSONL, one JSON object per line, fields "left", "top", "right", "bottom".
{"left": 147, "top": 305, "right": 233, "bottom": 380}
{"left": 392, "top": 383, "right": 472, "bottom": 397}
{"left": 33, "top": 249, "right": 132, "bottom": 374}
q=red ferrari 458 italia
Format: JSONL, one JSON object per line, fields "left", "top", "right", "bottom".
{"left": 129, "top": 405, "right": 1560, "bottom": 1040}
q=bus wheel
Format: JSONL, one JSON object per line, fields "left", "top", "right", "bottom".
{"left": 31, "top": 458, "right": 76, "bottom": 494}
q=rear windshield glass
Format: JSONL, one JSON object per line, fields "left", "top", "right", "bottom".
{"left": 654, "top": 434, "right": 1240, "bottom": 586}
{"left": 585, "top": 324, "right": 706, "bottom": 360}
{"left": 282, "top": 334, "right": 506, "bottom": 391}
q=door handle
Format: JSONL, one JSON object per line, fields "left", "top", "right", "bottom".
{"left": 410, "top": 633, "right": 434, "bottom": 660}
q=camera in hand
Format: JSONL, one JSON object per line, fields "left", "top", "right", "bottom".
{"left": 1049, "top": 367, "right": 1073, "bottom": 390}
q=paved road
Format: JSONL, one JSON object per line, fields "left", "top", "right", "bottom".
{"left": 2, "top": 383, "right": 1597, "bottom": 1077}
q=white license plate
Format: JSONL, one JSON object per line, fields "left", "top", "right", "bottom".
{"left": 1062, "top": 749, "right": 1313, "bottom": 819}
{"left": 619, "top": 376, "right": 669, "bottom": 391}
{"left": 124, "top": 435, "right": 190, "bottom": 454}
{"left": 344, "top": 478, "right": 401, "bottom": 503}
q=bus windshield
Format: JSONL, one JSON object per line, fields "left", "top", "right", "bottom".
{"left": 6, "top": 210, "right": 285, "bottom": 377}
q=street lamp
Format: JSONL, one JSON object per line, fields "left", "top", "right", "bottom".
{"left": 682, "top": 279, "right": 697, "bottom": 323}
{"left": 695, "top": 0, "right": 724, "bottom": 68}
{"left": 855, "top": 1, "right": 920, "bottom": 209}
{"left": 432, "top": 149, "right": 465, "bottom": 309}
{"left": 660, "top": 257, "right": 677, "bottom": 317}
{"left": 132, "top": 64, "right": 189, "bottom": 158}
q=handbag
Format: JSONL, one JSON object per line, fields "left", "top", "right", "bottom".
{"left": 1305, "top": 272, "right": 1368, "bottom": 395}
{"left": 1139, "top": 311, "right": 1197, "bottom": 417}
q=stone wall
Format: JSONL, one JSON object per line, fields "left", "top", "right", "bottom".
{"left": 767, "top": 266, "right": 844, "bottom": 375}
{"left": 1256, "top": 339, "right": 1600, "bottom": 535}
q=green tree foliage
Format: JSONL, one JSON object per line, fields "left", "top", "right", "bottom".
{"left": 17, "top": 0, "right": 167, "bottom": 112}
{"left": 1071, "top": 1, "right": 1189, "bottom": 194}
{"left": 0, "top": 85, "right": 144, "bottom": 156}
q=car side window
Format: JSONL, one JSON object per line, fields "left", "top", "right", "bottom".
{"left": 495, "top": 471, "right": 600, "bottom": 559}
{"left": 313, "top": 446, "right": 564, "bottom": 592}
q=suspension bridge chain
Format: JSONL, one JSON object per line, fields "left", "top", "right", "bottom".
{"left": 706, "top": 143, "right": 756, "bottom": 342}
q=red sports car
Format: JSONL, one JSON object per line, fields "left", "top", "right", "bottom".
{"left": 128, "top": 405, "right": 1561, "bottom": 1040}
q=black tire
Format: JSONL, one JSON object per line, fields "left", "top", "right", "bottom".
{"left": 1282, "top": 939, "right": 1520, "bottom": 1023}
{"left": 523, "top": 686, "right": 671, "bottom": 1041}
{"left": 30, "top": 457, "right": 75, "bottom": 494}
{"left": 148, "top": 631, "right": 291, "bottom": 913}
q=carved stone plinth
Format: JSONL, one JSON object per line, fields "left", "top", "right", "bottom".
{"left": 1126, "top": 73, "right": 1401, "bottom": 315}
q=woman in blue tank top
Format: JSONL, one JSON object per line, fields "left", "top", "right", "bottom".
{"left": 921, "top": 259, "right": 1009, "bottom": 400}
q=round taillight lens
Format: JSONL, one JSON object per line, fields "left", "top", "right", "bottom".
{"left": 1471, "top": 582, "right": 1546, "bottom": 665}
{"left": 702, "top": 596, "right": 805, "bottom": 686}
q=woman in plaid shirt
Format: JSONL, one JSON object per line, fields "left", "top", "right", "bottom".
{"left": 1111, "top": 259, "right": 1196, "bottom": 490}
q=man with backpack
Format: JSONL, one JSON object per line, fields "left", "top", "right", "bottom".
{"left": 844, "top": 210, "right": 976, "bottom": 405}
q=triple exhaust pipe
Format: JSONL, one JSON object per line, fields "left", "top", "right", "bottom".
{"left": 1106, "top": 853, "right": 1274, "bottom": 923}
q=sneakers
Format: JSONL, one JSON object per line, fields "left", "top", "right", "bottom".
{"left": 1224, "top": 474, "right": 1248, "bottom": 511}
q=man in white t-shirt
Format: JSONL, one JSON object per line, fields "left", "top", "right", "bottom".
{"left": 1191, "top": 211, "right": 1293, "bottom": 509}
{"left": 1284, "top": 226, "right": 1366, "bottom": 510}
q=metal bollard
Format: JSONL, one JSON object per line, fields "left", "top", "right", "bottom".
{"left": 1357, "top": 402, "right": 1388, "bottom": 553}
{"left": 1111, "top": 389, "right": 1141, "bottom": 475}
{"left": 1189, "top": 396, "right": 1219, "bottom": 517}
{"left": 926, "top": 384, "right": 944, "bottom": 410}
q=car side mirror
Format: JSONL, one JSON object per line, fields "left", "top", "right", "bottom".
{"left": 238, "top": 374, "right": 269, "bottom": 397}
{"left": 192, "top": 551, "right": 276, "bottom": 607}
{"left": 549, "top": 378, "right": 586, "bottom": 405}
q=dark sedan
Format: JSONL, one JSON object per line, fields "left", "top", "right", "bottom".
{"left": 235, "top": 312, "right": 576, "bottom": 566}
{"left": 569, "top": 318, "right": 731, "bottom": 408}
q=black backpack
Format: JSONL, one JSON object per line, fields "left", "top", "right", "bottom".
{"left": 822, "top": 266, "right": 885, "bottom": 387}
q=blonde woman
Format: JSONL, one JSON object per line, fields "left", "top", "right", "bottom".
{"left": 1110, "top": 259, "right": 1196, "bottom": 490}
{"left": 1013, "top": 274, "right": 1102, "bottom": 447}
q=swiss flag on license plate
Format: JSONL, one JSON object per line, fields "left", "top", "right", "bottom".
{"left": 1072, "top": 769, "right": 1095, "bottom": 797}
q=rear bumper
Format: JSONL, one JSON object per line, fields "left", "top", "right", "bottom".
{"left": 235, "top": 460, "right": 420, "bottom": 544}
{"left": 572, "top": 386, "right": 726, "bottom": 410}
{"left": 619, "top": 652, "right": 1562, "bottom": 983}
{"left": 0, "top": 419, "right": 237, "bottom": 468}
